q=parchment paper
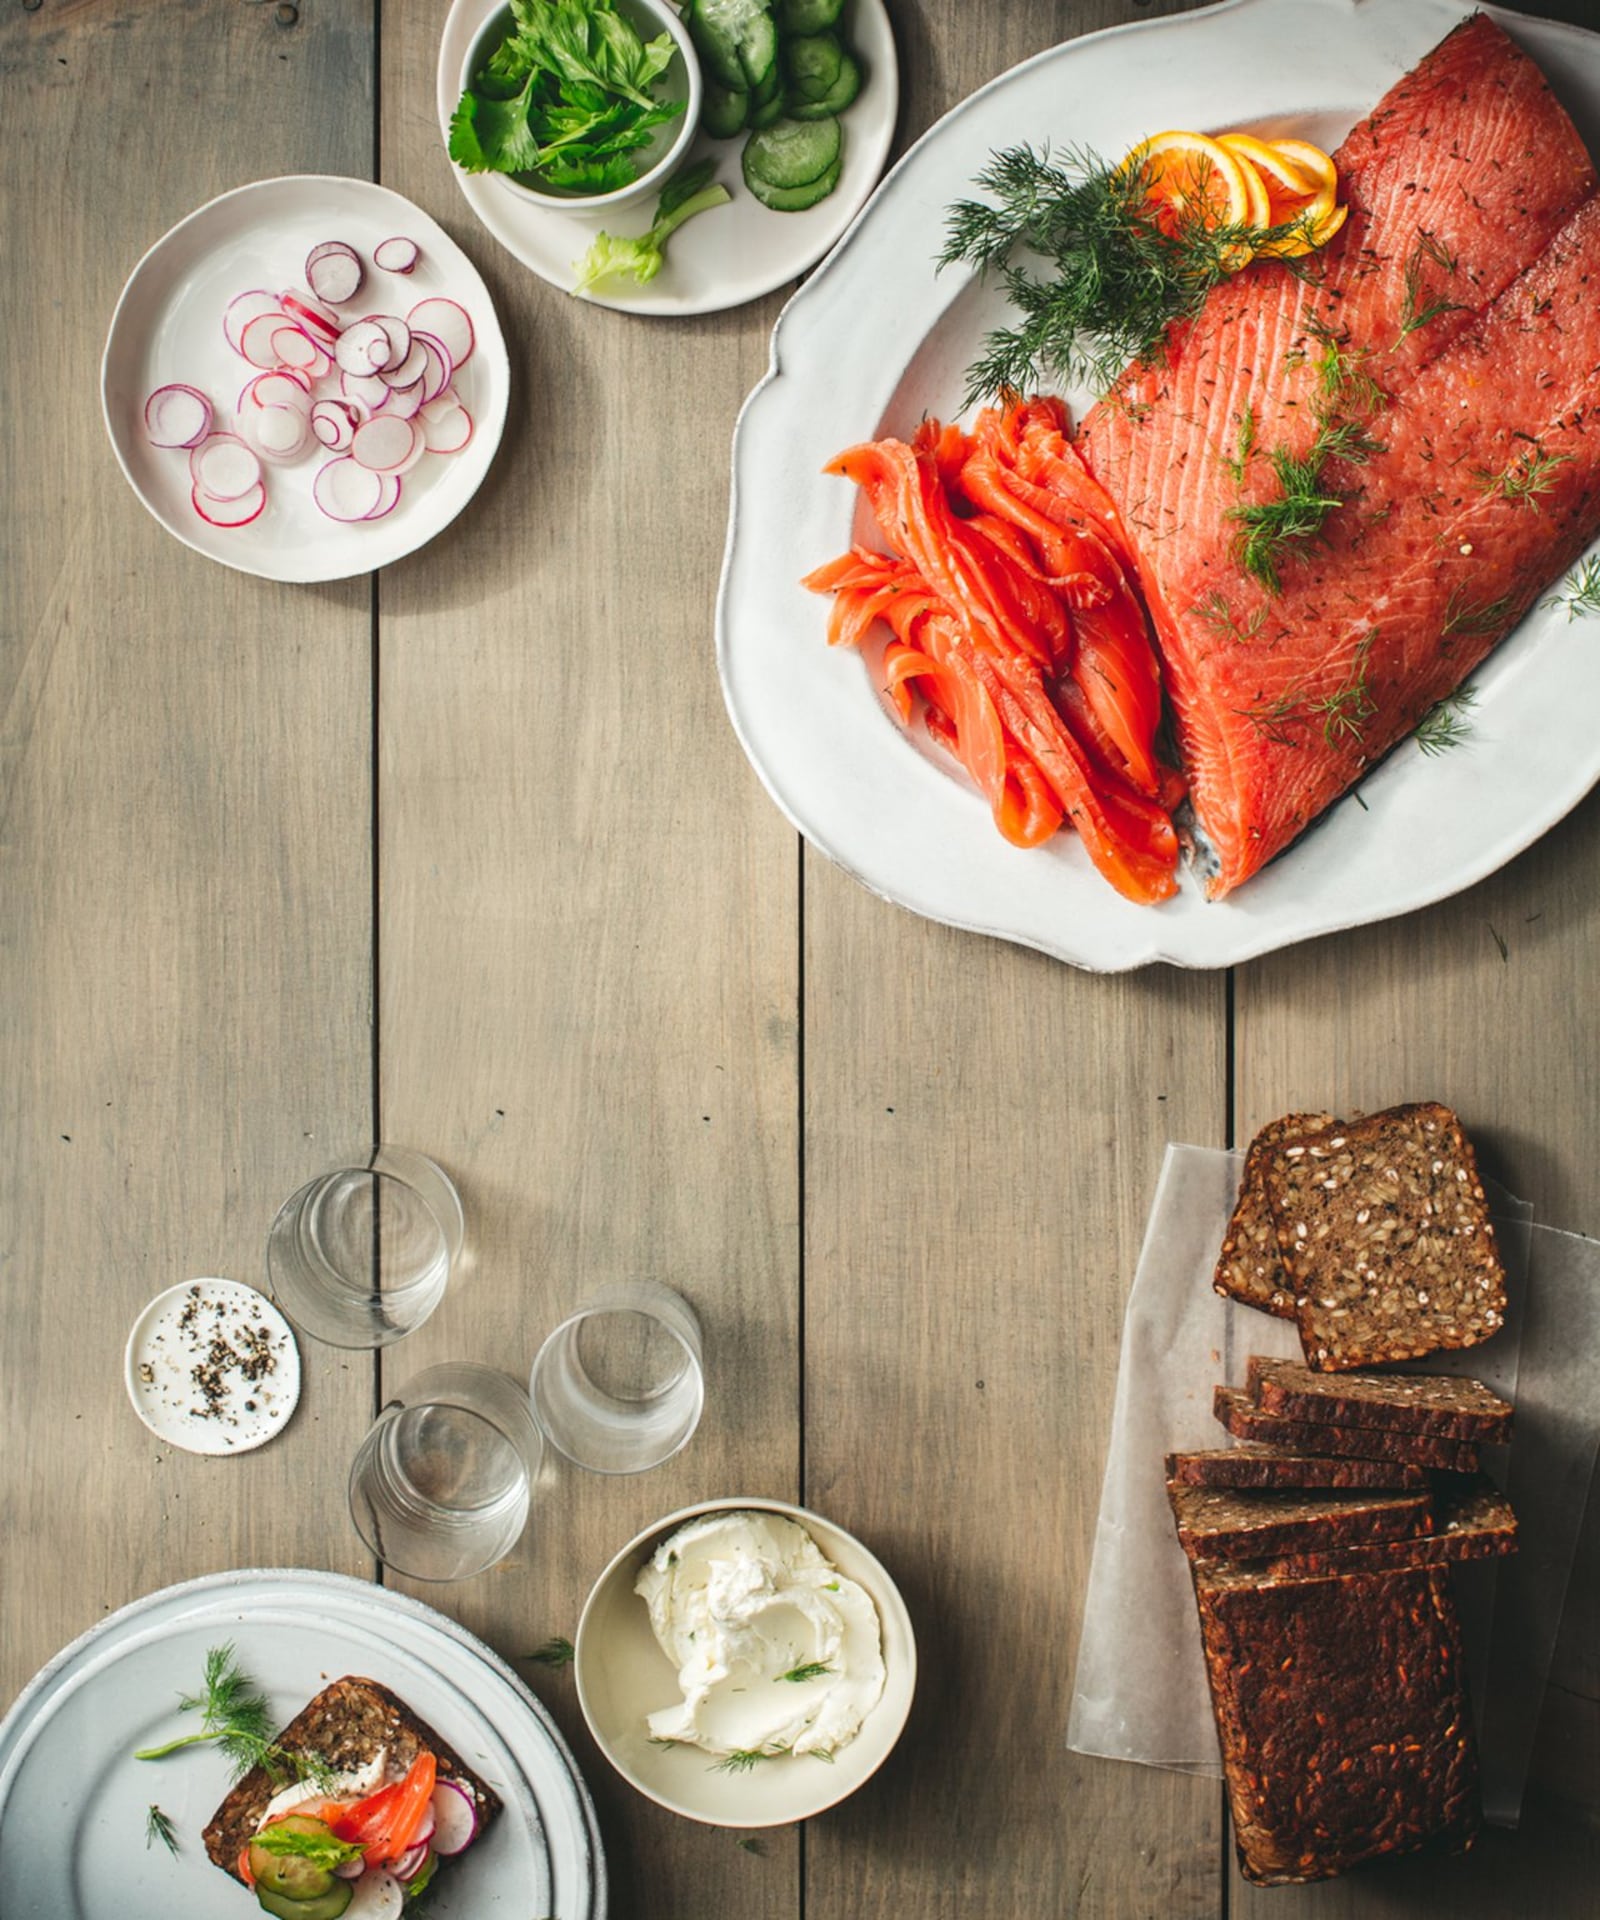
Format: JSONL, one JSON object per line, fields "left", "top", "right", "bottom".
{"left": 1066, "top": 1143, "right": 1600, "bottom": 1828}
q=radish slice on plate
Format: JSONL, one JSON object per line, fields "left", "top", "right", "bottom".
{"left": 383, "top": 377, "right": 426, "bottom": 423}
{"left": 243, "top": 404, "right": 311, "bottom": 461}
{"left": 352, "top": 414, "right": 416, "bottom": 472}
{"left": 245, "top": 371, "right": 312, "bottom": 409}
{"left": 238, "top": 310, "right": 291, "bottom": 369}
{"left": 419, "top": 399, "right": 473, "bottom": 455}
{"left": 388, "top": 1840, "right": 430, "bottom": 1882}
{"left": 192, "top": 479, "right": 267, "bottom": 528}
{"left": 428, "top": 1779, "right": 479, "bottom": 1856}
{"left": 311, "top": 399, "right": 358, "bottom": 451}
{"left": 369, "top": 314, "right": 411, "bottom": 373}
{"left": 366, "top": 471, "right": 403, "bottom": 520}
{"left": 144, "top": 384, "right": 213, "bottom": 449}
{"left": 281, "top": 288, "right": 343, "bottom": 344}
{"left": 374, "top": 235, "right": 420, "bottom": 275}
{"left": 313, "top": 457, "right": 385, "bottom": 521}
{"left": 189, "top": 434, "right": 262, "bottom": 501}
{"left": 304, "top": 239, "right": 364, "bottom": 306}
{"left": 412, "top": 335, "right": 452, "bottom": 405}
{"left": 380, "top": 338, "right": 429, "bottom": 390}
{"left": 344, "top": 1868, "right": 405, "bottom": 1918}
{"left": 270, "top": 324, "right": 322, "bottom": 371}
{"left": 334, "top": 318, "right": 393, "bottom": 378}
{"left": 222, "top": 289, "right": 283, "bottom": 354}
{"left": 340, "top": 368, "right": 391, "bottom": 411}
{"left": 407, "top": 297, "right": 473, "bottom": 371}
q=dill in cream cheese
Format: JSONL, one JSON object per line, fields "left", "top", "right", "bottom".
{"left": 636, "top": 1511, "right": 885, "bottom": 1761}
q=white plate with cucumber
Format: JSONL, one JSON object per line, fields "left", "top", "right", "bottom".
{"left": 436, "top": 0, "right": 898, "bottom": 314}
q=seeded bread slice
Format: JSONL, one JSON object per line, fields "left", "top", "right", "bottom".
{"left": 1167, "top": 1480, "right": 1434, "bottom": 1563}
{"left": 1262, "top": 1102, "right": 1507, "bottom": 1372}
{"left": 1245, "top": 1355, "right": 1513, "bottom": 1444}
{"left": 1193, "top": 1562, "right": 1480, "bottom": 1884}
{"left": 1215, "top": 1386, "right": 1482, "bottom": 1474}
{"left": 1213, "top": 1112, "right": 1338, "bottom": 1317}
{"left": 202, "top": 1675, "right": 501, "bottom": 1883}
{"left": 1165, "top": 1443, "right": 1429, "bottom": 1491}
{"left": 1207, "top": 1478, "right": 1517, "bottom": 1581}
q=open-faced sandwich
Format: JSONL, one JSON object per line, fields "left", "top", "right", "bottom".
{"left": 200, "top": 1674, "right": 499, "bottom": 1917}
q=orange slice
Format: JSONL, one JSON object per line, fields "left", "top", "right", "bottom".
{"left": 1123, "top": 130, "right": 1254, "bottom": 233}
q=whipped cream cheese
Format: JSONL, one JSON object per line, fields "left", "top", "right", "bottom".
{"left": 258, "top": 1748, "right": 390, "bottom": 1826}
{"left": 636, "top": 1510, "right": 885, "bottom": 1759}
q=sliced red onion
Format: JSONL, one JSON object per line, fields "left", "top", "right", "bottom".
{"left": 304, "top": 239, "right": 364, "bottom": 306}
{"left": 373, "top": 236, "right": 420, "bottom": 275}
{"left": 351, "top": 414, "right": 416, "bottom": 472}
{"left": 311, "top": 398, "right": 358, "bottom": 451}
{"left": 333, "top": 318, "right": 393, "bottom": 378}
{"left": 407, "top": 297, "right": 473, "bottom": 370}
{"left": 313, "top": 457, "right": 385, "bottom": 521}
{"left": 223, "top": 290, "right": 283, "bottom": 354}
{"left": 427, "top": 1779, "right": 479, "bottom": 1856}
{"left": 281, "top": 288, "right": 344, "bottom": 344}
{"left": 189, "top": 433, "right": 262, "bottom": 501}
{"left": 192, "top": 479, "right": 266, "bottom": 528}
{"left": 144, "top": 384, "right": 213, "bottom": 449}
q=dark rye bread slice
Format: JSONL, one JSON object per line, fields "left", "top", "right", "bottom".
{"left": 1213, "top": 1112, "right": 1337, "bottom": 1317}
{"left": 1167, "top": 1480, "right": 1433, "bottom": 1563}
{"left": 202, "top": 1675, "right": 501, "bottom": 1882}
{"left": 1192, "top": 1562, "right": 1480, "bottom": 1885}
{"left": 1216, "top": 1478, "right": 1517, "bottom": 1581}
{"left": 1246, "top": 1354, "right": 1513, "bottom": 1444}
{"left": 1165, "top": 1443, "right": 1429, "bottom": 1491}
{"left": 1263, "top": 1102, "right": 1507, "bottom": 1372}
{"left": 1215, "top": 1386, "right": 1481, "bottom": 1474}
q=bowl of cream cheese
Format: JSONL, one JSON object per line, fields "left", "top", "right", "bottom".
{"left": 574, "top": 1498, "right": 916, "bottom": 1826}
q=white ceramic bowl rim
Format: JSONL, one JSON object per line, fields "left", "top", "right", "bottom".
{"left": 456, "top": 0, "right": 702, "bottom": 214}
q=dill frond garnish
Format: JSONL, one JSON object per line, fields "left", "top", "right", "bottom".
{"left": 1228, "top": 418, "right": 1384, "bottom": 592}
{"left": 1545, "top": 554, "right": 1600, "bottom": 619}
{"left": 1441, "top": 586, "right": 1513, "bottom": 638}
{"left": 134, "top": 1643, "right": 332, "bottom": 1787}
{"left": 145, "top": 1804, "right": 178, "bottom": 1854}
{"left": 1193, "top": 590, "right": 1266, "bottom": 643}
{"left": 940, "top": 143, "right": 1320, "bottom": 406}
{"left": 1475, "top": 443, "right": 1573, "bottom": 509}
{"left": 712, "top": 1748, "right": 783, "bottom": 1774}
{"left": 1239, "top": 632, "right": 1376, "bottom": 750}
{"left": 778, "top": 1662, "right": 834, "bottom": 1684}
{"left": 1415, "top": 684, "right": 1478, "bottom": 755}
{"left": 1222, "top": 404, "right": 1257, "bottom": 486}
{"left": 527, "top": 1636, "right": 575, "bottom": 1667}
{"left": 1396, "top": 232, "right": 1466, "bottom": 344}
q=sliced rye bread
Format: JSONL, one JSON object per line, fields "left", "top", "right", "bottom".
{"left": 202, "top": 1675, "right": 502, "bottom": 1882}
{"left": 1245, "top": 1354, "right": 1513, "bottom": 1444}
{"left": 1207, "top": 1478, "right": 1517, "bottom": 1581}
{"left": 1165, "top": 1443, "right": 1429, "bottom": 1491}
{"left": 1213, "top": 1112, "right": 1338, "bottom": 1317}
{"left": 1262, "top": 1102, "right": 1507, "bottom": 1372}
{"left": 1192, "top": 1562, "right": 1480, "bottom": 1885}
{"left": 1167, "top": 1480, "right": 1434, "bottom": 1563}
{"left": 1215, "top": 1386, "right": 1482, "bottom": 1474}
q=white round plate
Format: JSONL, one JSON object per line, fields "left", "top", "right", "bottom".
{"left": 718, "top": 0, "right": 1600, "bottom": 971}
{"left": 102, "top": 176, "right": 509, "bottom": 582}
{"left": 124, "top": 1279, "right": 300, "bottom": 1454}
{"left": 0, "top": 1569, "right": 605, "bottom": 1920}
{"left": 435, "top": 0, "right": 898, "bottom": 315}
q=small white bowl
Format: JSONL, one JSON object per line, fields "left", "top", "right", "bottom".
{"left": 575, "top": 1498, "right": 917, "bottom": 1827}
{"left": 456, "top": 0, "right": 701, "bottom": 216}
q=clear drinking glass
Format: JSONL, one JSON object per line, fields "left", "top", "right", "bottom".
{"left": 529, "top": 1280, "right": 704, "bottom": 1474}
{"left": 347, "top": 1363, "right": 543, "bottom": 1581}
{"left": 266, "top": 1146, "right": 463, "bottom": 1349}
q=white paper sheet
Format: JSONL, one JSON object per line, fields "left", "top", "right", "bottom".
{"left": 1066, "top": 1143, "right": 1598, "bottom": 1827}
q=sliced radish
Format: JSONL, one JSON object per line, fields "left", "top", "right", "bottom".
{"left": 366, "top": 471, "right": 402, "bottom": 520}
{"left": 412, "top": 334, "right": 452, "bottom": 405}
{"left": 427, "top": 1778, "right": 479, "bottom": 1856}
{"left": 313, "top": 457, "right": 385, "bottom": 521}
{"left": 223, "top": 289, "right": 283, "bottom": 354}
{"left": 344, "top": 1868, "right": 404, "bottom": 1917}
{"left": 270, "top": 323, "right": 323, "bottom": 371}
{"left": 242, "top": 403, "right": 310, "bottom": 461}
{"left": 144, "top": 384, "right": 212, "bottom": 448}
{"left": 388, "top": 1840, "right": 430, "bottom": 1882}
{"left": 244, "top": 370, "right": 312, "bottom": 411}
{"left": 380, "top": 337, "right": 429, "bottom": 390}
{"left": 239, "top": 310, "right": 290, "bottom": 369}
{"left": 311, "top": 398, "right": 358, "bottom": 451}
{"left": 374, "top": 236, "right": 420, "bottom": 275}
{"left": 334, "top": 1853, "right": 366, "bottom": 1880}
{"left": 305, "top": 239, "right": 364, "bottom": 306}
{"left": 392, "top": 426, "right": 429, "bottom": 477}
{"left": 281, "top": 288, "right": 343, "bottom": 344}
{"left": 383, "top": 376, "right": 426, "bottom": 422}
{"left": 189, "top": 434, "right": 262, "bottom": 500}
{"left": 369, "top": 314, "right": 411, "bottom": 373}
{"left": 407, "top": 297, "right": 473, "bottom": 370}
{"left": 192, "top": 479, "right": 266, "bottom": 528}
{"left": 352, "top": 414, "right": 416, "bottom": 472}
{"left": 334, "top": 318, "right": 392, "bottom": 378}
{"left": 419, "top": 400, "right": 473, "bottom": 455}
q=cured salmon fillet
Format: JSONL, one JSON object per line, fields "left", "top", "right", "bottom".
{"left": 1078, "top": 15, "right": 1599, "bottom": 894}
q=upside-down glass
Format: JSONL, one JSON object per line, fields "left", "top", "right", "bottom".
{"left": 529, "top": 1281, "right": 704, "bottom": 1474}
{"left": 266, "top": 1146, "right": 463, "bottom": 1349}
{"left": 348, "top": 1363, "right": 543, "bottom": 1581}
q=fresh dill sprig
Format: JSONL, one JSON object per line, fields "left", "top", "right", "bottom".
{"left": 1476, "top": 443, "right": 1573, "bottom": 509}
{"left": 1301, "top": 318, "right": 1386, "bottom": 416}
{"left": 1441, "top": 586, "right": 1512, "bottom": 638}
{"left": 1415, "top": 684, "right": 1478, "bottom": 755}
{"left": 712, "top": 1748, "right": 783, "bottom": 1774}
{"left": 1194, "top": 591, "right": 1267, "bottom": 644}
{"left": 940, "top": 143, "right": 1321, "bottom": 406}
{"left": 1240, "top": 633, "right": 1376, "bottom": 750}
{"left": 778, "top": 1662, "right": 834, "bottom": 1684}
{"left": 527, "top": 1636, "right": 575, "bottom": 1667}
{"left": 134, "top": 1643, "right": 332, "bottom": 1787}
{"left": 736, "top": 1835, "right": 764, "bottom": 1854}
{"left": 1222, "top": 404, "right": 1257, "bottom": 486}
{"left": 145, "top": 1804, "right": 178, "bottom": 1854}
{"left": 1229, "top": 419, "right": 1383, "bottom": 592}
{"left": 1545, "top": 554, "right": 1600, "bottom": 619}
{"left": 1396, "top": 232, "right": 1466, "bottom": 344}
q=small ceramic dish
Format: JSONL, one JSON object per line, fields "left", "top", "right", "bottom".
{"left": 575, "top": 1496, "right": 916, "bottom": 1826}
{"left": 455, "top": 0, "right": 701, "bottom": 216}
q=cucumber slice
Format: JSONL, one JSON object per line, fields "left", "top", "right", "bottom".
{"left": 689, "top": 0, "right": 778, "bottom": 93}
{"left": 253, "top": 1883, "right": 354, "bottom": 1920}
{"left": 748, "top": 58, "right": 782, "bottom": 107}
{"left": 741, "top": 113, "right": 841, "bottom": 190}
{"left": 746, "top": 88, "right": 785, "bottom": 130}
{"left": 774, "top": 0, "right": 844, "bottom": 30}
{"left": 700, "top": 76, "right": 749, "bottom": 138}
{"left": 743, "top": 149, "right": 843, "bottom": 211}
{"left": 782, "top": 30, "right": 842, "bottom": 103}
{"left": 785, "top": 48, "right": 859, "bottom": 119}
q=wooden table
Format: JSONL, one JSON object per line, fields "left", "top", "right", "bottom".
{"left": 4, "top": 0, "right": 1597, "bottom": 1913}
